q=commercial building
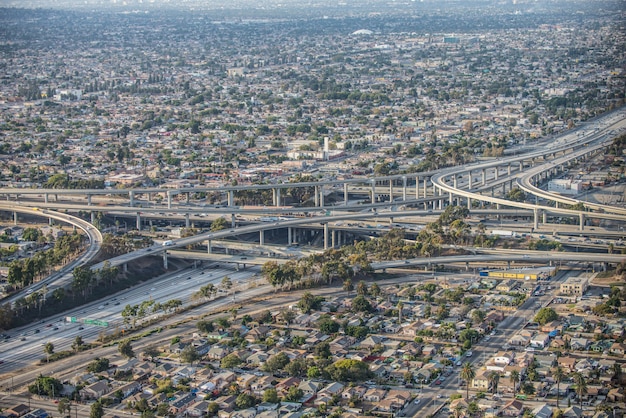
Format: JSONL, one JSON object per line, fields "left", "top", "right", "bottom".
{"left": 560, "top": 276, "right": 589, "bottom": 296}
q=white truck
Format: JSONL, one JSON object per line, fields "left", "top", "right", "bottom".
{"left": 490, "top": 229, "right": 518, "bottom": 237}
{"left": 162, "top": 240, "right": 174, "bottom": 246}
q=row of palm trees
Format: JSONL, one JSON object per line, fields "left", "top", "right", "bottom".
{"left": 458, "top": 363, "right": 589, "bottom": 410}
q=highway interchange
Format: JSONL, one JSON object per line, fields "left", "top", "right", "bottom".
{"left": 0, "top": 107, "right": 626, "bottom": 416}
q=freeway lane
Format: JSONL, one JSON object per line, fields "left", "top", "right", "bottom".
{"left": 0, "top": 264, "right": 257, "bottom": 374}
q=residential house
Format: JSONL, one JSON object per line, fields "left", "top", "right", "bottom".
{"left": 363, "top": 388, "right": 387, "bottom": 403}
{"left": 531, "top": 403, "right": 553, "bottom": 418}
{"left": 186, "top": 400, "right": 210, "bottom": 417}
{"left": 471, "top": 369, "right": 492, "bottom": 392}
{"left": 561, "top": 406, "right": 584, "bottom": 418}
{"left": 500, "top": 399, "right": 525, "bottom": 417}
{"left": 168, "top": 392, "right": 197, "bottom": 415}
{"left": 609, "top": 342, "right": 626, "bottom": 356}
{"left": 81, "top": 380, "right": 110, "bottom": 400}
{"left": 298, "top": 380, "right": 322, "bottom": 396}
{"left": 530, "top": 333, "right": 550, "bottom": 349}
{"left": 570, "top": 337, "right": 590, "bottom": 351}
{"left": 251, "top": 375, "right": 275, "bottom": 396}
{"left": 3, "top": 404, "right": 30, "bottom": 418}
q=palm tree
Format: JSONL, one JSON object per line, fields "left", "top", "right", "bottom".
{"left": 572, "top": 372, "right": 588, "bottom": 409}
{"left": 510, "top": 370, "right": 520, "bottom": 398}
{"left": 552, "top": 366, "right": 565, "bottom": 409}
{"left": 460, "top": 362, "right": 475, "bottom": 400}
{"left": 488, "top": 371, "right": 500, "bottom": 395}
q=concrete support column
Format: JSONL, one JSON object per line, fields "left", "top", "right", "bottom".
{"left": 415, "top": 176, "right": 420, "bottom": 199}
{"left": 533, "top": 208, "right": 539, "bottom": 230}
{"left": 324, "top": 223, "right": 329, "bottom": 250}
{"left": 508, "top": 164, "right": 512, "bottom": 175}
{"left": 162, "top": 252, "right": 168, "bottom": 270}
{"left": 228, "top": 190, "right": 234, "bottom": 207}
{"left": 481, "top": 169, "right": 486, "bottom": 186}
{"left": 167, "top": 191, "right": 173, "bottom": 209}
{"left": 319, "top": 185, "right": 324, "bottom": 207}
{"left": 288, "top": 227, "right": 293, "bottom": 245}
{"left": 207, "top": 240, "right": 212, "bottom": 254}
{"left": 370, "top": 180, "right": 376, "bottom": 205}
{"left": 186, "top": 192, "right": 190, "bottom": 204}
{"left": 344, "top": 183, "right": 349, "bottom": 205}
{"left": 260, "top": 230, "right": 265, "bottom": 246}
{"left": 494, "top": 167, "right": 499, "bottom": 181}
{"left": 91, "top": 212, "right": 95, "bottom": 224}
{"left": 332, "top": 230, "right": 336, "bottom": 248}
{"left": 389, "top": 180, "right": 394, "bottom": 202}
{"left": 423, "top": 177, "right": 428, "bottom": 199}
{"left": 519, "top": 162, "right": 523, "bottom": 171}
{"left": 123, "top": 263, "right": 128, "bottom": 273}
{"left": 543, "top": 212, "right": 547, "bottom": 224}
{"left": 129, "top": 191, "right": 135, "bottom": 207}
{"left": 314, "top": 186, "right": 320, "bottom": 207}
{"left": 44, "top": 194, "right": 49, "bottom": 203}
{"left": 468, "top": 173, "right": 473, "bottom": 189}
{"left": 467, "top": 197, "right": 472, "bottom": 209}
{"left": 185, "top": 213, "right": 190, "bottom": 228}
{"left": 13, "top": 211, "right": 17, "bottom": 225}
{"left": 402, "top": 176, "right": 407, "bottom": 201}
{"left": 87, "top": 195, "right": 92, "bottom": 206}
{"left": 276, "top": 188, "right": 281, "bottom": 207}
{"left": 136, "top": 213, "right": 141, "bottom": 230}
{"left": 579, "top": 213, "right": 585, "bottom": 231}
{"left": 449, "top": 192, "right": 453, "bottom": 205}
{"left": 453, "top": 176, "right": 457, "bottom": 188}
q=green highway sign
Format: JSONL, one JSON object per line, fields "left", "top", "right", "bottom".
{"left": 83, "top": 319, "right": 109, "bottom": 327}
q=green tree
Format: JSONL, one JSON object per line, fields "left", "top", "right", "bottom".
{"left": 510, "top": 370, "right": 520, "bottom": 398}
{"left": 553, "top": 366, "right": 565, "bottom": 409}
{"left": 325, "top": 359, "right": 372, "bottom": 382}
{"left": 44, "top": 342, "right": 54, "bottom": 362}
{"left": 90, "top": 401, "right": 104, "bottom": 418}
{"left": 284, "top": 386, "right": 304, "bottom": 402}
{"left": 58, "top": 398, "right": 71, "bottom": 417}
{"left": 297, "top": 291, "right": 324, "bottom": 314}
{"left": 118, "top": 339, "right": 135, "bottom": 359}
{"left": 488, "top": 371, "right": 500, "bottom": 394}
{"left": 87, "top": 357, "right": 110, "bottom": 373}
{"left": 572, "top": 372, "right": 588, "bottom": 409}
{"left": 460, "top": 362, "right": 475, "bottom": 400}
{"left": 262, "top": 388, "right": 279, "bottom": 403}
{"left": 210, "top": 217, "right": 228, "bottom": 232}
{"left": 221, "top": 353, "right": 242, "bottom": 369}
{"left": 72, "top": 336, "right": 85, "bottom": 353}
{"left": 263, "top": 352, "right": 290, "bottom": 373}
{"left": 533, "top": 307, "right": 558, "bottom": 325}
{"left": 143, "top": 345, "right": 160, "bottom": 362}
{"left": 180, "top": 345, "right": 200, "bottom": 367}
{"left": 235, "top": 393, "right": 256, "bottom": 409}
{"left": 352, "top": 295, "right": 373, "bottom": 313}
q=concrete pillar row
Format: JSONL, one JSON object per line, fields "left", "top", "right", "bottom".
{"left": 314, "top": 186, "right": 319, "bottom": 207}
{"left": 579, "top": 213, "right": 585, "bottom": 231}
{"left": 324, "top": 223, "right": 329, "bottom": 250}
{"left": 402, "top": 176, "right": 407, "bottom": 201}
